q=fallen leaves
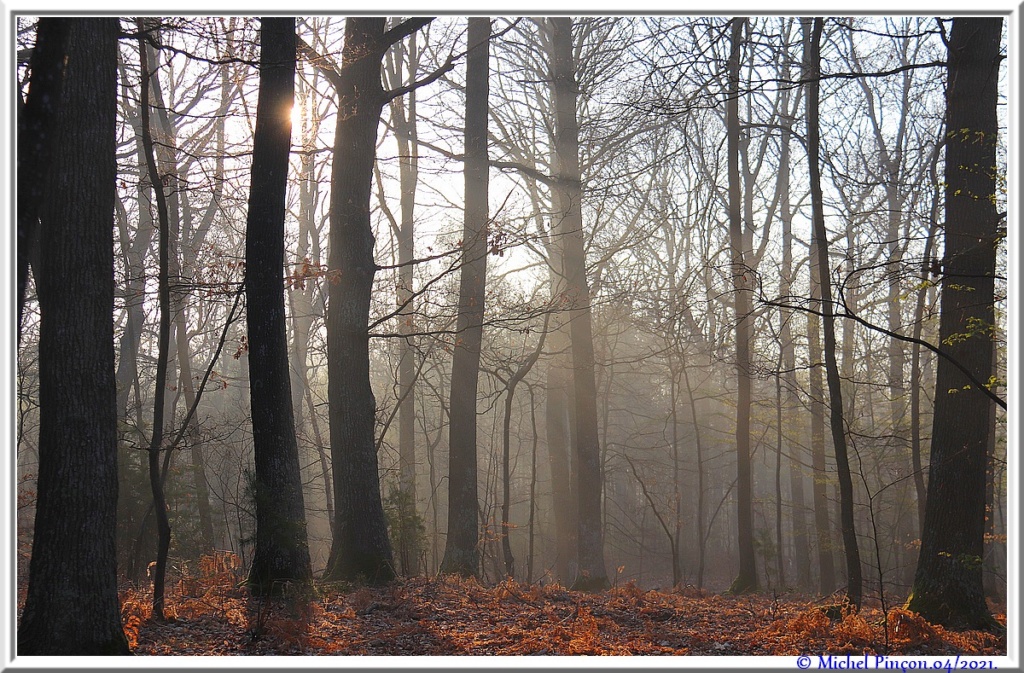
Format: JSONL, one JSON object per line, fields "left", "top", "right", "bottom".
{"left": 110, "top": 560, "right": 1006, "bottom": 657}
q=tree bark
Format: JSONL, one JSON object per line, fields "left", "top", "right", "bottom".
{"left": 245, "top": 16, "right": 313, "bottom": 595}
{"left": 440, "top": 17, "right": 490, "bottom": 577}
{"left": 548, "top": 16, "right": 609, "bottom": 591}
{"left": 323, "top": 17, "right": 395, "bottom": 583}
{"left": 18, "top": 18, "right": 130, "bottom": 655}
{"left": 907, "top": 17, "right": 1001, "bottom": 631}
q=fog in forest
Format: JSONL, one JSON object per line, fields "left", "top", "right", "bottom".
{"left": 13, "top": 15, "right": 1008, "bottom": 655}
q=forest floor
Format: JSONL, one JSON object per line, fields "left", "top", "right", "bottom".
{"left": 106, "top": 554, "right": 1007, "bottom": 657}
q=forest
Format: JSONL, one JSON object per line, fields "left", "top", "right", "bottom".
{"left": 12, "top": 14, "right": 1009, "bottom": 658}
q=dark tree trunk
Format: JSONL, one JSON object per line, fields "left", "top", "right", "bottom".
{"left": 245, "top": 16, "right": 313, "bottom": 595}
{"left": 804, "top": 16, "right": 862, "bottom": 609}
{"left": 440, "top": 17, "right": 490, "bottom": 577}
{"left": 907, "top": 17, "right": 1001, "bottom": 631}
{"left": 727, "top": 16, "right": 757, "bottom": 595}
{"left": 17, "top": 18, "right": 130, "bottom": 655}
{"left": 136, "top": 18, "right": 174, "bottom": 620}
{"left": 323, "top": 17, "right": 395, "bottom": 583}
{"left": 17, "top": 18, "right": 68, "bottom": 341}
{"left": 548, "top": 16, "right": 609, "bottom": 591}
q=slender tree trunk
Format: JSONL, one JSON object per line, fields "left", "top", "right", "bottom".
{"left": 526, "top": 385, "right": 539, "bottom": 584}
{"left": 386, "top": 33, "right": 421, "bottom": 549}
{"left": 18, "top": 18, "right": 130, "bottom": 655}
{"left": 441, "top": 17, "right": 490, "bottom": 577}
{"left": 907, "top": 17, "right": 1001, "bottom": 630}
{"left": 775, "top": 368, "right": 786, "bottom": 589}
{"left": 289, "top": 63, "right": 318, "bottom": 428}
{"left": 136, "top": 19, "right": 174, "bottom": 620}
{"left": 116, "top": 118, "right": 158, "bottom": 579}
{"left": 548, "top": 16, "right": 609, "bottom": 591}
{"left": 305, "top": 386, "right": 335, "bottom": 535}
{"left": 499, "top": 323, "right": 548, "bottom": 580}
{"left": 668, "top": 359, "right": 683, "bottom": 588}
{"left": 777, "top": 63, "right": 812, "bottom": 589}
{"left": 727, "top": 16, "right": 757, "bottom": 595}
{"left": 909, "top": 212, "right": 939, "bottom": 538}
{"left": 245, "top": 16, "right": 313, "bottom": 595}
{"left": 804, "top": 16, "right": 862, "bottom": 609}
{"left": 500, "top": 388, "right": 516, "bottom": 579}
{"left": 680, "top": 362, "right": 707, "bottom": 589}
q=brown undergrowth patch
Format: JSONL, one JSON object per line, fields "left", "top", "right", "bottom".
{"left": 100, "top": 563, "right": 1007, "bottom": 656}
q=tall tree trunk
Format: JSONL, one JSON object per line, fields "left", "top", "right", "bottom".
{"left": 907, "top": 17, "right": 1001, "bottom": 631}
{"left": 323, "top": 17, "right": 396, "bottom": 583}
{"left": 777, "top": 59, "right": 812, "bottom": 590}
{"left": 727, "top": 16, "right": 757, "bottom": 595}
{"left": 136, "top": 19, "right": 174, "bottom": 620}
{"left": 17, "top": 18, "right": 130, "bottom": 655}
{"left": 440, "top": 17, "right": 490, "bottom": 577}
{"left": 245, "top": 16, "right": 313, "bottom": 595}
{"left": 386, "top": 32, "right": 421, "bottom": 552}
{"left": 548, "top": 16, "right": 609, "bottom": 591}
{"left": 804, "top": 16, "right": 862, "bottom": 609}
{"left": 16, "top": 18, "right": 68, "bottom": 341}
